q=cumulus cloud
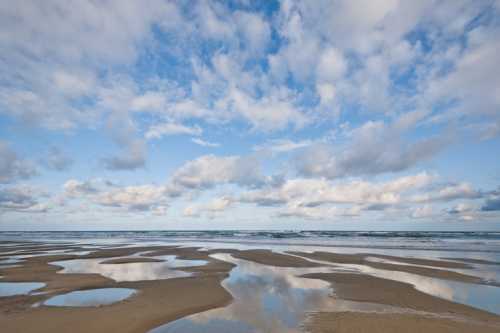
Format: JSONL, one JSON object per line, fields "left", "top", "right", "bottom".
{"left": 0, "top": 185, "right": 48, "bottom": 213}
{"left": 0, "top": 1, "right": 173, "bottom": 129}
{"left": 0, "top": 141, "right": 37, "bottom": 183}
{"left": 171, "top": 154, "right": 267, "bottom": 190}
{"left": 295, "top": 120, "right": 451, "bottom": 179}
{"left": 95, "top": 185, "right": 168, "bottom": 211}
{"left": 2, "top": 0, "right": 499, "bottom": 137}
{"left": 240, "top": 172, "right": 434, "bottom": 211}
{"left": 62, "top": 178, "right": 175, "bottom": 214}
{"left": 63, "top": 179, "right": 99, "bottom": 198}
{"left": 2, "top": 1, "right": 500, "bottom": 225}
{"left": 411, "top": 183, "right": 482, "bottom": 203}
{"left": 184, "top": 197, "right": 232, "bottom": 217}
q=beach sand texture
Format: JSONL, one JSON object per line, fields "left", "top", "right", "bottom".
{"left": 1, "top": 241, "right": 499, "bottom": 333}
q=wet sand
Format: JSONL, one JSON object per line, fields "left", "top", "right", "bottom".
{"left": 229, "top": 249, "right": 322, "bottom": 267}
{"left": 100, "top": 258, "right": 165, "bottom": 264}
{"left": 441, "top": 257, "right": 500, "bottom": 266}
{"left": 289, "top": 251, "right": 496, "bottom": 285}
{"left": 301, "top": 272, "right": 499, "bottom": 322}
{"left": 1, "top": 243, "right": 499, "bottom": 332}
{"left": 305, "top": 312, "right": 500, "bottom": 333}
{"left": 0, "top": 245, "right": 234, "bottom": 333}
{"left": 1, "top": 276, "right": 232, "bottom": 333}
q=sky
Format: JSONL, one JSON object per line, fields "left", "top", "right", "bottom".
{"left": 1, "top": 0, "right": 500, "bottom": 231}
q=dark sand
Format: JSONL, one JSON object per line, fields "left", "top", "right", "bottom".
{"left": 100, "top": 257, "right": 165, "bottom": 264}
{"left": 229, "top": 249, "right": 323, "bottom": 267}
{"left": 0, "top": 245, "right": 234, "bottom": 333}
{"left": 289, "top": 251, "right": 495, "bottom": 285}
{"left": 305, "top": 312, "right": 500, "bottom": 333}
{"left": 441, "top": 257, "right": 500, "bottom": 266}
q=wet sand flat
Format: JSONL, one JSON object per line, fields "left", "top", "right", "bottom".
{"left": 289, "top": 251, "right": 495, "bottom": 285}
{"left": 100, "top": 257, "right": 165, "bottom": 264}
{"left": 306, "top": 312, "right": 500, "bottom": 333}
{"left": 0, "top": 241, "right": 499, "bottom": 333}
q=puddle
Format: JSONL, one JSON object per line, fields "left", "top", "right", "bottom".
{"left": 0, "top": 282, "right": 45, "bottom": 297}
{"left": 0, "top": 257, "right": 23, "bottom": 265}
{"left": 150, "top": 254, "right": 346, "bottom": 333}
{"left": 52, "top": 255, "right": 206, "bottom": 282}
{"left": 44, "top": 288, "right": 136, "bottom": 307}
{"left": 356, "top": 264, "right": 500, "bottom": 315}
{"left": 150, "top": 252, "right": 500, "bottom": 333}
{"left": 297, "top": 255, "right": 500, "bottom": 315}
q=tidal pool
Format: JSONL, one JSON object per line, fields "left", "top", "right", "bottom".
{"left": 52, "top": 255, "right": 207, "bottom": 282}
{"left": 353, "top": 263, "right": 500, "bottom": 315}
{"left": 298, "top": 255, "right": 500, "bottom": 315}
{"left": 0, "top": 282, "right": 45, "bottom": 297}
{"left": 150, "top": 254, "right": 342, "bottom": 333}
{"left": 150, "top": 252, "right": 500, "bottom": 333}
{"left": 44, "top": 288, "right": 136, "bottom": 307}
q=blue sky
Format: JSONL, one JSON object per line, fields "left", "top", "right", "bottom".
{"left": 1, "top": 0, "right": 500, "bottom": 231}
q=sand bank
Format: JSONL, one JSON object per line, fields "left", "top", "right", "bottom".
{"left": 305, "top": 311, "right": 500, "bottom": 333}
{"left": 290, "top": 251, "right": 494, "bottom": 285}
{"left": 100, "top": 258, "right": 165, "bottom": 264}
{"left": 0, "top": 246, "right": 234, "bottom": 333}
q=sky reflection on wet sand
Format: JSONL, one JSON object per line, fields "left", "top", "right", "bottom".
{"left": 52, "top": 255, "right": 207, "bottom": 282}
{"left": 43, "top": 288, "right": 136, "bottom": 307}
{"left": 151, "top": 254, "right": 343, "bottom": 333}
{"left": 0, "top": 282, "right": 45, "bottom": 297}
{"left": 1, "top": 239, "right": 500, "bottom": 332}
{"left": 150, "top": 252, "right": 500, "bottom": 333}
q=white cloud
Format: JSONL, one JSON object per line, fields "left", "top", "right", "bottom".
{"left": 1, "top": 1, "right": 499, "bottom": 225}
{"left": 52, "top": 70, "right": 95, "bottom": 98}
{"left": 447, "top": 202, "right": 475, "bottom": 215}
{"left": 235, "top": 11, "right": 271, "bottom": 54}
{"left": 40, "top": 147, "right": 73, "bottom": 171}
{"left": 146, "top": 122, "right": 203, "bottom": 139}
{"left": 63, "top": 179, "right": 99, "bottom": 198}
{"left": 172, "top": 154, "right": 267, "bottom": 190}
{"left": 316, "top": 83, "right": 337, "bottom": 106}
{"left": 295, "top": 120, "right": 450, "bottom": 179}
{"left": 0, "top": 141, "right": 37, "bottom": 184}
{"left": 240, "top": 172, "right": 434, "bottom": 210}
{"left": 0, "top": 1, "right": 174, "bottom": 129}
{"left": 316, "top": 47, "right": 347, "bottom": 82}
{"left": 0, "top": 185, "right": 47, "bottom": 213}
{"left": 253, "top": 139, "right": 313, "bottom": 153}
{"left": 184, "top": 197, "right": 232, "bottom": 217}
{"left": 103, "top": 139, "right": 146, "bottom": 171}
{"left": 411, "top": 204, "right": 434, "bottom": 219}
{"left": 412, "top": 183, "right": 482, "bottom": 203}
{"left": 191, "top": 138, "right": 220, "bottom": 148}
{"left": 428, "top": 26, "right": 500, "bottom": 119}
{"left": 62, "top": 178, "right": 172, "bottom": 214}
{"left": 95, "top": 185, "right": 168, "bottom": 212}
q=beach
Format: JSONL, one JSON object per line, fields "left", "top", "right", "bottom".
{"left": 1, "top": 231, "right": 499, "bottom": 332}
